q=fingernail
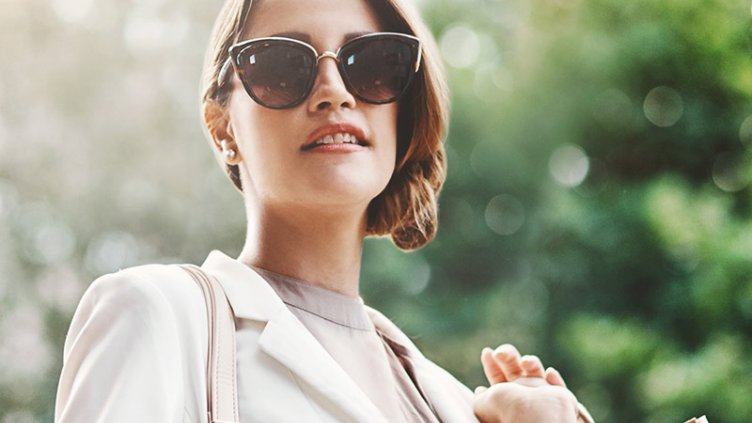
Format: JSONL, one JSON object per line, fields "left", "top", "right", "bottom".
{"left": 493, "top": 345, "right": 510, "bottom": 356}
{"left": 548, "top": 367, "right": 562, "bottom": 379}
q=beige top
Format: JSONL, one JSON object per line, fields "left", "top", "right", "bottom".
{"left": 255, "top": 267, "right": 440, "bottom": 423}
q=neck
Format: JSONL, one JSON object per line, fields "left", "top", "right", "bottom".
{"left": 237, "top": 202, "right": 367, "bottom": 297}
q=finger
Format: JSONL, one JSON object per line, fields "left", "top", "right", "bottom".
{"left": 481, "top": 347, "right": 508, "bottom": 384}
{"left": 493, "top": 344, "right": 524, "bottom": 381}
{"left": 474, "top": 386, "right": 488, "bottom": 395}
{"left": 544, "top": 367, "right": 567, "bottom": 388}
{"left": 520, "top": 355, "right": 545, "bottom": 378}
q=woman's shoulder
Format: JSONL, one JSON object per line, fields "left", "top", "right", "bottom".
{"left": 71, "top": 262, "right": 206, "bottom": 335}
{"left": 85, "top": 262, "right": 201, "bottom": 304}
{"left": 63, "top": 262, "right": 209, "bottom": 367}
{"left": 57, "top": 262, "right": 208, "bottom": 422}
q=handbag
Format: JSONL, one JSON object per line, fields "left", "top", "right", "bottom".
{"left": 181, "top": 264, "right": 241, "bottom": 423}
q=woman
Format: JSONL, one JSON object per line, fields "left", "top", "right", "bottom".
{"left": 55, "top": 0, "right": 591, "bottom": 421}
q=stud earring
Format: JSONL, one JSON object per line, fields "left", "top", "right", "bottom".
{"left": 220, "top": 140, "right": 237, "bottom": 162}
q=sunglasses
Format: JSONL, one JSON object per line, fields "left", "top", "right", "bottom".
{"left": 218, "top": 32, "right": 422, "bottom": 109}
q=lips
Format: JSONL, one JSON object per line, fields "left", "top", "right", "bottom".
{"left": 302, "top": 123, "right": 369, "bottom": 151}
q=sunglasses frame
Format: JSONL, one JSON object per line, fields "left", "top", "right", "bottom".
{"left": 218, "top": 32, "right": 423, "bottom": 109}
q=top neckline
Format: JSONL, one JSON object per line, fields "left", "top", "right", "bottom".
{"left": 251, "top": 266, "right": 374, "bottom": 332}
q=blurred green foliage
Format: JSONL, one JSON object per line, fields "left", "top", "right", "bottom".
{"left": 0, "top": 0, "right": 750, "bottom": 422}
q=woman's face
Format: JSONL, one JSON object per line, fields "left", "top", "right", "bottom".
{"left": 226, "top": 0, "right": 398, "bottom": 218}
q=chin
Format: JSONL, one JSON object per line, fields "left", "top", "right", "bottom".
{"left": 296, "top": 178, "right": 389, "bottom": 209}
{"left": 318, "top": 185, "right": 384, "bottom": 206}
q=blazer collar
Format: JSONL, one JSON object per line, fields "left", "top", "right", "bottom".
{"left": 201, "top": 250, "right": 283, "bottom": 321}
{"left": 201, "top": 250, "right": 388, "bottom": 423}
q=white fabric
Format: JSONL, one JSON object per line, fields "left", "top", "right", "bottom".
{"left": 55, "top": 250, "right": 479, "bottom": 423}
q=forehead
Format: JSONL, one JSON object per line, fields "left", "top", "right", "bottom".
{"left": 244, "top": 0, "right": 384, "bottom": 47}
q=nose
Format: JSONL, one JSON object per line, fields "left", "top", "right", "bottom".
{"left": 307, "top": 55, "right": 356, "bottom": 112}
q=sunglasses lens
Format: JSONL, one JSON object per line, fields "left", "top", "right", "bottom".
{"left": 235, "top": 41, "right": 315, "bottom": 108}
{"left": 341, "top": 36, "right": 418, "bottom": 104}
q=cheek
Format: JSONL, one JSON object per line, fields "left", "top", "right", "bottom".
{"left": 228, "top": 92, "right": 261, "bottom": 147}
{"left": 376, "top": 104, "right": 399, "bottom": 166}
{"left": 227, "top": 95, "right": 289, "bottom": 189}
{"left": 230, "top": 92, "right": 291, "bottom": 151}
{"left": 364, "top": 105, "right": 400, "bottom": 198}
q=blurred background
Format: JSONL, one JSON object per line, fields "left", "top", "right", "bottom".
{"left": 1, "top": 0, "right": 751, "bottom": 421}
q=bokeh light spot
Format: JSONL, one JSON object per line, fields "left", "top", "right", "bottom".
{"left": 16, "top": 204, "right": 77, "bottom": 266}
{"left": 592, "top": 88, "right": 633, "bottom": 130}
{"left": 492, "top": 67, "right": 513, "bottom": 92}
{"left": 712, "top": 152, "right": 750, "bottom": 192}
{"left": 439, "top": 24, "right": 480, "bottom": 69}
{"left": 548, "top": 144, "right": 590, "bottom": 187}
{"left": 485, "top": 194, "right": 525, "bottom": 235}
{"left": 403, "top": 256, "right": 431, "bottom": 295}
{"left": 643, "top": 86, "right": 684, "bottom": 127}
{"left": 84, "top": 231, "right": 140, "bottom": 275}
{"left": 29, "top": 221, "right": 76, "bottom": 265}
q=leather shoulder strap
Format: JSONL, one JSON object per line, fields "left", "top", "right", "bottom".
{"left": 180, "top": 264, "right": 240, "bottom": 423}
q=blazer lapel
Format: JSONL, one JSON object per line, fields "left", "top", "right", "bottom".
{"left": 202, "top": 250, "right": 388, "bottom": 423}
{"left": 258, "top": 313, "right": 388, "bottom": 423}
{"left": 366, "top": 307, "right": 480, "bottom": 423}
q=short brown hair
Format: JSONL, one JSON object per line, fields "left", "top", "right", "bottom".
{"left": 200, "top": 0, "right": 449, "bottom": 250}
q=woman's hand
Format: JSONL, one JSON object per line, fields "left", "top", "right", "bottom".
{"left": 472, "top": 344, "right": 580, "bottom": 423}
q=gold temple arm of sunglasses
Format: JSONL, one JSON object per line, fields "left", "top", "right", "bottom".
{"left": 415, "top": 46, "right": 422, "bottom": 73}
{"left": 218, "top": 58, "right": 232, "bottom": 89}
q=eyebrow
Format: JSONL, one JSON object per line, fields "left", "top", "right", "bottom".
{"left": 268, "top": 31, "right": 373, "bottom": 45}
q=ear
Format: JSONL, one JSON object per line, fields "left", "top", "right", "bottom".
{"left": 203, "top": 100, "right": 242, "bottom": 165}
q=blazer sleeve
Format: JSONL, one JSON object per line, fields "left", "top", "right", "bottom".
{"left": 55, "top": 270, "right": 188, "bottom": 423}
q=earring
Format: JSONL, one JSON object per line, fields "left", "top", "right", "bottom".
{"left": 220, "top": 140, "right": 237, "bottom": 162}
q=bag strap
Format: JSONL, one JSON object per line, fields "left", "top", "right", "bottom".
{"left": 180, "top": 264, "right": 240, "bottom": 423}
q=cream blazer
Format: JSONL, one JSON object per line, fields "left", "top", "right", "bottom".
{"left": 55, "top": 250, "right": 479, "bottom": 423}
